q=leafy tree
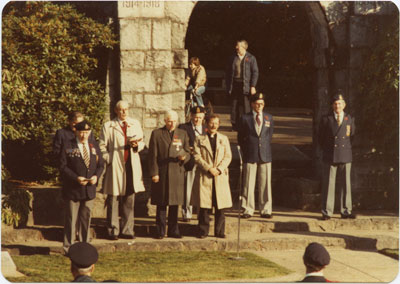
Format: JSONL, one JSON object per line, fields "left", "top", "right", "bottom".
{"left": 356, "top": 17, "right": 399, "bottom": 158}
{"left": 2, "top": 1, "right": 117, "bottom": 181}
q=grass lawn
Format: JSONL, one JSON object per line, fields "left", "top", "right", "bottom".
{"left": 6, "top": 251, "right": 291, "bottom": 282}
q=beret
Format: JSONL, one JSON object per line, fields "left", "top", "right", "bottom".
{"left": 303, "top": 242, "right": 330, "bottom": 267}
{"left": 190, "top": 106, "right": 205, "bottom": 114}
{"left": 68, "top": 242, "right": 98, "bottom": 268}
{"left": 332, "top": 91, "right": 345, "bottom": 103}
{"left": 75, "top": 120, "right": 91, "bottom": 131}
{"left": 249, "top": 92, "right": 265, "bottom": 103}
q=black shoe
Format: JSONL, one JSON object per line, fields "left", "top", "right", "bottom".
{"left": 108, "top": 235, "right": 118, "bottom": 240}
{"left": 261, "top": 214, "right": 272, "bottom": 219}
{"left": 168, "top": 233, "right": 182, "bottom": 239}
{"left": 182, "top": 218, "right": 191, "bottom": 222}
{"left": 321, "top": 215, "right": 331, "bottom": 220}
{"left": 154, "top": 234, "right": 164, "bottom": 239}
{"left": 242, "top": 214, "right": 251, "bottom": 219}
{"left": 216, "top": 234, "right": 226, "bottom": 238}
{"left": 119, "top": 234, "right": 136, "bottom": 239}
{"left": 341, "top": 213, "right": 356, "bottom": 219}
{"left": 198, "top": 234, "right": 208, "bottom": 239}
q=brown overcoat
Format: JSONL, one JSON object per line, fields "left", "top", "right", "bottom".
{"left": 148, "top": 127, "right": 190, "bottom": 206}
{"left": 191, "top": 133, "right": 233, "bottom": 209}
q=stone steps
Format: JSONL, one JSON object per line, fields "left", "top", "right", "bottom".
{"left": 2, "top": 210, "right": 398, "bottom": 255}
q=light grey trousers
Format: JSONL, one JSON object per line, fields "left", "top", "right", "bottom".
{"left": 182, "top": 165, "right": 197, "bottom": 219}
{"left": 106, "top": 193, "right": 135, "bottom": 237}
{"left": 241, "top": 162, "right": 272, "bottom": 215}
{"left": 321, "top": 163, "right": 352, "bottom": 217}
{"left": 63, "top": 199, "right": 94, "bottom": 253}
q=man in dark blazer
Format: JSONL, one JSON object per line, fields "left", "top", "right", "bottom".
{"left": 60, "top": 120, "right": 104, "bottom": 253}
{"left": 178, "top": 106, "right": 206, "bottom": 222}
{"left": 53, "top": 111, "right": 95, "bottom": 159}
{"left": 238, "top": 92, "right": 274, "bottom": 219}
{"left": 148, "top": 110, "right": 190, "bottom": 239}
{"left": 226, "top": 39, "right": 259, "bottom": 130}
{"left": 300, "top": 242, "right": 332, "bottom": 282}
{"left": 319, "top": 92, "right": 356, "bottom": 220}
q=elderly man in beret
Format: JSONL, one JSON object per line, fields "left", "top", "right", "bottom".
{"left": 68, "top": 242, "right": 98, "bottom": 282}
{"left": 60, "top": 120, "right": 104, "bottom": 254}
{"left": 238, "top": 92, "right": 274, "bottom": 219}
{"left": 319, "top": 91, "right": 356, "bottom": 220}
{"left": 301, "top": 242, "right": 332, "bottom": 282}
{"left": 178, "top": 106, "right": 207, "bottom": 222}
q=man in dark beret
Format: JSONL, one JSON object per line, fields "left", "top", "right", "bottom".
{"left": 318, "top": 91, "right": 356, "bottom": 220}
{"left": 178, "top": 106, "right": 206, "bottom": 222}
{"left": 238, "top": 92, "right": 274, "bottom": 219}
{"left": 301, "top": 242, "right": 332, "bottom": 282}
{"left": 68, "top": 242, "right": 98, "bottom": 282}
{"left": 60, "top": 120, "right": 104, "bottom": 253}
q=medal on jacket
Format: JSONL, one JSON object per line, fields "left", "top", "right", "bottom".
{"left": 172, "top": 136, "right": 182, "bottom": 151}
{"left": 346, "top": 125, "right": 351, "bottom": 136}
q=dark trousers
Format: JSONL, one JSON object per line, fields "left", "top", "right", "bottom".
{"left": 230, "top": 81, "right": 250, "bottom": 126}
{"left": 156, "top": 205, "right": 179, "bottom": 237}
{"left": 198, "top": 207, "right": 225, "bottom": 236}
{"left": 198, "top": 182, "right": 225, "bottom": 236}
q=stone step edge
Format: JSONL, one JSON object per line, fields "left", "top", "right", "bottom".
{"left": 3, "top": 234, "right": 398, "bottom": 256}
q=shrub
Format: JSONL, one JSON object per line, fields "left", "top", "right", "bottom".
{"left": 2, "top": 1, "right": 117, "bottom": 181}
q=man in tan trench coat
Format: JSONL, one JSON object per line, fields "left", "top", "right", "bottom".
{"left": 148, "top": 110, "right": 190, "bottom": 239}
{"left": 99, "top": 100, "right": 145, "bottom": 240}
{"left": 191, "top": 114, "right": 232, "bottom": 238}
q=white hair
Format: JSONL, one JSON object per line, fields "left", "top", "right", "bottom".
{"left": 115, "top": 100, "right": 129, "bottom": 110}
{"left": 164, "top": 110, "right": 178, "bottom": 121}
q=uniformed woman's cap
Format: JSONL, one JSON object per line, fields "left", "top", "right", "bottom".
{"left": 303, "top": 242, "right": 330, "bottom": 267}
{"left": 249, "top": 92, "right": 265, "bottom": 103}
{"left": 190, "top": 106, "right": 205, "bottom": 114}
{"left": 75, "top": 120, "right": 91, "bottom": 131}
{"left": 332, "top": 91, "right": 345, "bottom": 103}
{"left": 68, "top": 242, "right": 98, "bottom": 268}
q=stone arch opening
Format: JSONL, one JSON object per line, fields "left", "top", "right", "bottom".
{"left": 184, "top": 1, "right": 330, "bottom": 173}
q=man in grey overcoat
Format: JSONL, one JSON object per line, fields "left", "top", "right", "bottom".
{"left": 148, "top": 110, "right": 190, "bottom": 239}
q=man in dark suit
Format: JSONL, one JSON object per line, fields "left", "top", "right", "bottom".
{"left": 300, "top": 242, "right": 332, "bottom": 282}
{"left": 238, "top": 92, "right": 274, "bottom": 219}
{"left": 148, "top": 110, "right": 190, "bottom": 239}
{"left": 178, "top": 106, "right": 206, "bottom": 222}
{"left": 319, "top": 92, "right": 356, "bottom": 220}
{"left": 60, "top": 120, "right": 104, "bottom": 253}
{"left": 53, "top": 111, "right": 94, "bottom": 159}
{"left": 226, "top": 39, "right": 259, "bottom": 130}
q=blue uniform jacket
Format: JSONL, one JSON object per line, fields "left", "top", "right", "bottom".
{"left": 237, "top": 111, "right": 274, "bottom": 163}
{"left": 319, "top": 112, "right": 355, "bottom": 164}
{"left": 178, "top": 122, "right": 207, "bottom": 171}
{"left": 60, "top": 138, "right": 104, "bottom": 201}
{"left": 225, "top": 51, "right": 259, "bottom": 95}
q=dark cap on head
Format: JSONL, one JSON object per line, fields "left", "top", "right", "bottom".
{"left": 75, "top": 120, "right": 91, "bottom": 131}
{"left": 190, "top": 106, "right": 205, "bottom": 114}
{"left": 68, "top": 242, "right": 98, "bottom": 268}
{"left": 249, "top": 92, "right": 265, "bottom": 103}
{"left": 303, "top": 242, "right": 330, "bottom": 267}
{"left": 332, "top": 90, "right": 345, "bottom": 103}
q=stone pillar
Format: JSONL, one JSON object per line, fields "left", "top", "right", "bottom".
{"left": 117, "top": 1, "right": 194, "bottom": 145}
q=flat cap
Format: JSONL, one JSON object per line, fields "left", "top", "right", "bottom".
{"left": 68, "top": 242, "right": 98, "bottom": 268}
{"left": 190, "top": 106, "right": 205, "bottom": 114}
{"left": 249, "top": 92, "right": 265, "bottom": 103}
{"left": 303, "top": 242, "right": 330, "bottom": 267}
{"left": 75, "top": 120, "right": 91, "bottom": 131}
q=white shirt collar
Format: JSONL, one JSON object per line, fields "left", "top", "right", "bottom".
{"left": 305, "top": 271, "right": 324, "bottom": 277}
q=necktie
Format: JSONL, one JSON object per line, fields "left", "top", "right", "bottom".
{"left": 82, "top": 144, "right": 90, "bottom": 168}
{"left": 256, "top": 114, "right": 261, "bottom": 126}
{"left": 122, "top": 121, "right": 129, "bottom": 163}
{"left": 336, "top": 115, "right": 341, "bottom": 126}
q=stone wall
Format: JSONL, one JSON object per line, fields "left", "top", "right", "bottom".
{"left": 116, "top": 1, "right": 195, "bottom": 145}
